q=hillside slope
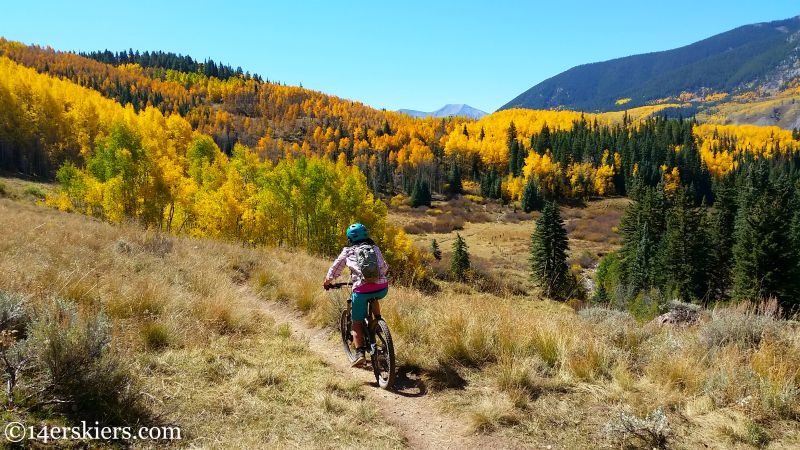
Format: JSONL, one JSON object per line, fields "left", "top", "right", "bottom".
{"left": 501, "top": 16, "right": 800, "bottom": 114}
{"left": 0, "top": 193, "right": 407, "bottom": 448}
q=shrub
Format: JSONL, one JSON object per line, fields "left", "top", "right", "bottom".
{"left": 0, "top": 291, "right": 30, "bottom": 336}
{"left": 27, "top": 298, "right": 151, "bottom": 425}
{"left": 432, "top": 215, "right": 465, "bottom": 233}
{"left": 0, "top": 291, "right": 33, "bottom": 403}
{"left": 604, "top": 406, "right": 671, "bottom": 449}
{"left": 627, "top": 289, "right": 667, "bottom": 321}
{"left": 464, "top": 194, "right": 484, "bottom": 204}
{"left": 23, "top": 184, "right": 47, "bottom": 199}
{"left": 140, "top": 232, "right": 173, "bottom": 257}
{"left": 577, "top": 306, "right": 635, "bottom": 326}
{"left": 0, "top": 180, "right": 8, "bottom": 197}
{"left": 699, "top": 302, "right": 777, "bottom": 350}
{"left": 593, "top": 252, "right": 622, "bottom": 303}
{"left": 390, "top": 194, "right": 409, "bottom": 208}
{"left": 403, "top": 221, "right": 433, "bottom": 234}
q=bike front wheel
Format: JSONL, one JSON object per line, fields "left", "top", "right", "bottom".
{"left": 339, "top": 309, "right": 358, "bottom": 363}
{"left": 371, "top": 319, "right": 396, "bottom": 390}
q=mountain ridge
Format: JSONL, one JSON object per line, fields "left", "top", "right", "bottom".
{"left": 500, "top": 16, "right": 800, "bottom": 114}
{"left": 398, "top": 103, "right": 487, "bottom": 119}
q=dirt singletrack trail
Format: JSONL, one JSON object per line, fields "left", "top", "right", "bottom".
{"left": 253, "top": 292, "right": 522, "bottom": 450}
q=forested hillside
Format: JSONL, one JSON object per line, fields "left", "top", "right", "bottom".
{"left": 2, "top": 38, "right": 800, "bottom": 310}
{"left": 2, "top": 34, "right": 800, "bottom": 449}
{"left": 501, "top": 16, "right": 800, "bottom": 113}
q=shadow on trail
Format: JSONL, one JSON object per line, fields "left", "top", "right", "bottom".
{"left": 390, "top": 365, "right": 427, "bottom": 397}
{"left": 356, "top": 364, "right": 427, "bottom": 397}
{"left": 363, "top": 363, "right": 468, "bottom": 398}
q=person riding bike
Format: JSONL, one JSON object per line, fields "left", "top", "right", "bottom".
{"left": 323, "top": 223, "right": 389, "bottom": 368}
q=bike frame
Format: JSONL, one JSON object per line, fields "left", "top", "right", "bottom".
{"left": 326, "top": 281, "right": 396, "bottom": 389}
{"left": 345, "top": 296, "right": 380, "bottom": 355}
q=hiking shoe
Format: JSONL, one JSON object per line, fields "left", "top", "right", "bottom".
{"left": 351, "top": 349, "right": 366, "bottom": 368}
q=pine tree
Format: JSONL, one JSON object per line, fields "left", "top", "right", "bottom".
{"left": 431, "top": 239, "right": 442, "bottom": 261}
{"left": 446, "top": 161, "right": 462, "bottom": 197}
{"left": 707, "top": 175, "right": 737, "bottom": 302}
{"left": 507, "top": 122, "right": 520, "bottom": 176}
{"left": 529, "top": 201, "right": 572, "bottom": 299}
{"left": 658, "top": 188, "right": 711, "bottom": 302}
{"left": 534, "top": 123, "right": 550, "bottom": 155}
{"left": 480, "top": 169, "right": 501, "bottom": 199}
{"left": 732, "top": 171, "right": 800, "bottom": 311}
{"left": 521, "top": 177, "right": 543, "bottom": 212}
{"left": 508, "top": 140, "right": 520, "bottom": 176}
{"left": 410, "top": 177, "right": 431, "bottom": 207}
{"left": 618, "top": 186, "right": 666, "bottom": 294}
{"left": 451, "top": 233, "right": 470, "bottom": 281}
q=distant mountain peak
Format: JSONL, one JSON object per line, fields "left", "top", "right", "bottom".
{"left": 499, "top": 16, "right": 800, "bottom": 114}
{"left": 398, "top": 104, "right": 487, "bottom": 119}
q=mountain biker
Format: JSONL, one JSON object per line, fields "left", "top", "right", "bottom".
{"left": 323, "top": 223, "right": 389, "bottom": 368}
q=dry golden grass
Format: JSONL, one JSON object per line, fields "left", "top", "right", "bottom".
{"left": 275, "top": 252, "right": 800, "bottom": 448}
{"left": 393, "top": 197, "right": 628, "bottom": 294}
{"left": 6, "top": 176, "right": 799, "bottom": 449}
{"left": 252, "top": 193, "right": 798, "bottom": 448}
{"left": 0, "top": 193, "right": 404, "bottom": 449}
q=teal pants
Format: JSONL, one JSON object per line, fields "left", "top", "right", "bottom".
{"left": 351, "top": 287, "right": 388, "bottom": 321}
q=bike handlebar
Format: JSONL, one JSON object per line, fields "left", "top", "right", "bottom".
{"left": 324, "top": 282, "right": 353, "bottom": 290}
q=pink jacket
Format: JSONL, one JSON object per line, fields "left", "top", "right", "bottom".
{"left": 325, "top": 244, "right": 389, "bottom": 293}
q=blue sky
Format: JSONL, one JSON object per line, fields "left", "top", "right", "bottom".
{"left": 1, "top": 1, "right": 798, "bottom": 113}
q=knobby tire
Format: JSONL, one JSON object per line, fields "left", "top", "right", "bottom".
{"left": 371, "top": 318, "right": 396, "bottom": 390}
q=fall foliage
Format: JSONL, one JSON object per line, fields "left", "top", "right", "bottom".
{"left": 3, "top": 39, "right": 800, "bottom": 291}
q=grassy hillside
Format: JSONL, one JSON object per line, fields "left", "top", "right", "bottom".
{"left": 259, "top": 197, "right": 800, "bottom": 449}
{"left": 2, "top": 178, "right": 800, "bottom": 448}
{"left": 0, "top": 187, "right": 404, "bottom": 449}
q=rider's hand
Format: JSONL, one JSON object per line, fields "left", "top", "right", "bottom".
{"left": 323, "top": 280, "right": 332, "bottom": 290}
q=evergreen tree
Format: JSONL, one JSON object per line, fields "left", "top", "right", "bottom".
{"left": 493, "top": 174, "right": 503, "bottom": 200}
{"left": 658, "top": 188, "right": 711, "bottom": 302}
{"left": 707, "top": 175, "right": 737, "bottom": 302}
{"left": 508, "top": 139, "right": 520, "bottom": 176}
{"left": 431, "top": 239, "right": 442, "bottom": 261}
{"left": 533, "top": 123, "right": 550, "bottom": 155}
{"left": 529, "top": 201, "right": 572, "bottom": 299}
{"left": 470, "top": 153, "right": 481, "bottom": 181}
{"left": 410, "top": 177, "right": 432, "bottom": 207}
{"left": 481, "top": 169, "right": 500, "bottom": 199}
{"left": 618, "top": 185, "right": 667, "bottom": 293}
{"left": 451, "top": 233, "right": 470, "bottom": 281}
{"left": 521, "top": 177, "right": 543, "bottom": 212}
{"left": 507, "top": 121, "right": 521, "bottom": 176}
{"left": 732, "top": 172, "right": 800, "bottom": 311}
{"left": 446, "top": 160, "right": 462, "bottom": 197}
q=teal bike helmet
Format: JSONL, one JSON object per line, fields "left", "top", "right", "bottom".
{"left": 346, "top": 223, "right": 369, "bottom": 241}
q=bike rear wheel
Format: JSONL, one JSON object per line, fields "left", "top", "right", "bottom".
{"left": 339, "top": 309, "right": 358, "bottom": 363}
{"left": 371, "top": 319, "right": 396, "bottom": 390}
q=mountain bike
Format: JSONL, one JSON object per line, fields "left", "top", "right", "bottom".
{"left": 326, "top": 282, "right": 396, "bottom": 390}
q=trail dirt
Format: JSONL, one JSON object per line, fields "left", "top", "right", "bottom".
{"left": 254, "top": 293, "right": 524, "bottom": 450}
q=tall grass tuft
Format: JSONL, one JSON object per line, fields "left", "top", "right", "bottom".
{"left": 140, "top": 321, "right": 171, "bottom": 351}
